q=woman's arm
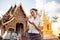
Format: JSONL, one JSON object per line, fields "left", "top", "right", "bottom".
{"left": 29, "top": 21, "right": 41, "bottom": 32}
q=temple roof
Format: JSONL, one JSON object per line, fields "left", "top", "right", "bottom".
{"left": 2, "top": 3, "right": 27, "bottom": 25}
{"left": 13, "top": 3, "right": 26, "bottom": 17}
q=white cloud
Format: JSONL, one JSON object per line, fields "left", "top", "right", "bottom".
{"left": 45, "top": 1, "right": 60, "bottom": 18}
{"left": 35, "top": 0, "right": 60, "bottom": 19}
{"left": 35, "top": 0, "right": 45, "bottom": 11}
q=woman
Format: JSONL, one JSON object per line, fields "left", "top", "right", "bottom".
{"left": 27, "top": 8, "right": 43, "bottom": 40}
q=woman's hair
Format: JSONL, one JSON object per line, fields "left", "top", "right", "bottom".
{"left": 30, "top": 8, "right": 38, "bottom": 15}
{"left": 30, "top": 8, "right": 38, "bottom": 11}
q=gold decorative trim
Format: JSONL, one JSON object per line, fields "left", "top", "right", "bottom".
{"left": 2, "top": 17, "right": 15, "bottom": 25}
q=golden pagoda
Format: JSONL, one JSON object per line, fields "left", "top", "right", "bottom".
{"left": 58, "top": 27, "right": 60, "bottom": 34}
{"left": 42, "top": 12, "right": 54, "bottom": 38}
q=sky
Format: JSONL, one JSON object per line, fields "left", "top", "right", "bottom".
{"left": 0, "top": 0, "right": 60, "bottom": 19}
{"left": 0, "top": 0, "right": 36, "bottom": 18}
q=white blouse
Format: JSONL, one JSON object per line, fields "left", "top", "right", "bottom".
{"left": 28, "top": 16, "right": 43, "bottom": 34}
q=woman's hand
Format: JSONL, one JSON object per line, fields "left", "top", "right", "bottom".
{"left": 29, "top": 21, "right": 36, "bottom": 27}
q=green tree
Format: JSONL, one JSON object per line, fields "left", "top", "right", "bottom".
{"left": 52, "top": 16, "right": 58, "bottom": 22}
